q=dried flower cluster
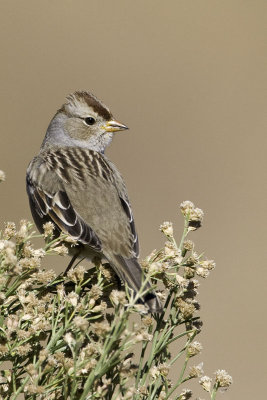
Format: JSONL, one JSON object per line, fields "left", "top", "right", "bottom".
{"left": 0, "top": 184, "right": 232, "bottom": 399}
{"left": 0, "top": 170, "right": 6, "bottom": 183}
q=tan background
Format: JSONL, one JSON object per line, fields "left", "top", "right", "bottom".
{"left": 0, "top": 1, "right": 266, "bottom": 398}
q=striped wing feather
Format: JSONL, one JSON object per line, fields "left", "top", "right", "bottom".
{"left": 26, "top": 147, "right": 162, "bottom": 312}
{"left": 26, "top": 147, "right": 138, "bottom": 257}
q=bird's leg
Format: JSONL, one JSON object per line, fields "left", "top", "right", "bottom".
{"left": 64, "top": 253, "right": 79, "bottom": 276}
{"left": 101, "top": 261, "right": 122, "bottom": 289}
{"left": 115, "top": 274, "right": 122, "bottom": 290}
{"left": 43, "top": 253, "right": 80, "bottom": 293}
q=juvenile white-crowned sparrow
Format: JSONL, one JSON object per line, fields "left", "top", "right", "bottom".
{"left": 26, "top": 91, "right": 162, "bottom": 313}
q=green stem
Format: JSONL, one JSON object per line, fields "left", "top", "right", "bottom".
{"left": 5, "top": 271, "right": 31, "bottom": 297}
{"left": 165, "top": 329, "right": 195, "bottom": 347}
{"left": 135, "top": 336, "right": 149, "bottom": 389}
{"left": 150, "top": 376, "right": 163, "bottom": 399}
{"left": 179, "top": 216, "right": 189, "bottom": 251}
{"left": 166, "top": 357, "right": 189, "bottom": 399}
{"left": 70, "top": 342, "right": 78, "bottom": 400}
{"left": 211, "top": 383, "right": 219, "bottom": 400}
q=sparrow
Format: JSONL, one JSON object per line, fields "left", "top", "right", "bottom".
{"left": 26, "top": 91, "right": 162, "bottom": 313}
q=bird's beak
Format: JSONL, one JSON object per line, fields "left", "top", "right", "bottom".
{"left": 104, "top": 120, "right": 129, "bottom": 132}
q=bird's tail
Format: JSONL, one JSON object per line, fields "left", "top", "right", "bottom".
{"left": 108, "top": 254, "right": 163, "bottom": 313}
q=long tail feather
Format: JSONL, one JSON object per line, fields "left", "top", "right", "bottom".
{"left": 108, "top": 254, "right": 162, "bottom": 313}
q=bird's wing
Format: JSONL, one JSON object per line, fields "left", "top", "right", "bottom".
{"left": 26, "top": 147, "right": 137, "bottom": 258}
{"left": 26, "top": 155, "right": 102, "bottom": 251}
{"left": 107, "top": 160, "right": 139, "bottom": 257}
{"left": 27, "top": 147, "right": 162, "bottom": 312}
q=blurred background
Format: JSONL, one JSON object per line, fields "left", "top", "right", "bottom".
{"left": 0, "top": 1, "right": 266, "bottom": 398}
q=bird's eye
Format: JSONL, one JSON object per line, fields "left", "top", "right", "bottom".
{"left": 84, "top": 117, "right": 96, "bottom": 125}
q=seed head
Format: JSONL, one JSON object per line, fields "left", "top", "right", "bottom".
{"left": 148, "top": 262, "right": 164, "bottom": 275}
{"left": 25, "top": 363, "right": 37, "bottom": 376}
{"left": 64, "top": 235, "right": 78, "bottom": 245}
{"left": 16, "top": 220, "right": 29, "bottom": 243}
{"left": 150, "top": 366, "right": 160, "bottom": 380}
{"left": 73, "top": 316, "right": 89, "bottom": 332}
{"left": 67, "top": 265, "right": 86, "bottom": 283}
{"left": 160, "top": 221, "right": 174, "bottom": 237}
{"left": 190, "top": 208, "right": 204, "bottom": 223}
{"left": 99, "top": 263, "right": 115, "bottom": 281}
{"left": 183, "top": 239, "right": 194, "bottom": 251}
{"left": 158, "top": 363, "right": 169, "bottom": 377}
{"left": 91, "top": 301, "right": 107, "bottom": 313}
{"left": 33, "top": 269, "right": 57, "bottom": 284}
{"left": 90, "top": 285, "right": 103, "bottom": 300}
{"left": 199, "top": 376, "right": 212, "bottom": 392}
{"left": 81, "top": 343, "right": 99, "bottom": 358}
{"left": 196, "top": 266, "right": 210, "bottom": 278}
{"left": 215, "top": 369, "right": 233, "bottom": 388}
{"left": 141, "top": 249, "right": 157, "bottom": 267}
{"left": 0, "top": 170, "right": 6, "bottom": 182}
{"left": 15, "top": 343, "right": 32, "bottom": 356}
{"left": 3, "top": 222, "right": 16, "bottom": 239}
{"left": 0, "top": 345, "right": 8, "bottom": 357}
{"left": 5, "top": 247, "right": 17, "bottom": 266}
{"left": 17, "top": 257, "right": 41, "bottom": 272}
{"left": 43, "top": 222, "right": 55, "bottom": 238}
{"left": 56, "top": 284, "right": 65, "bottom": 299}
{"left": 176, "top": 274, "right": 189, "bottom": 289}
{"left": 189, "top": 362, "right": 204, "bottom": 377}
{"left": 53, "top": 244, "right": 68, "bottom": 256}
{"left": 67, "top": 292, "right": 79, "bottom": 307}
{"left": 201, "top": 259, "right": 216, "bottom": 270}
{"left": 142, "top": 316, "right": 154, "bottom": 327}
{"left": 176, "top": 298, "right": 196, "bottom": 319}
{"left": 180, "top": 201, "right": 204, "bottom": 229}
{"left": 188, "top": 341, "right": 203, "bottom": 357}
{"left": 184, "top": 266, "right": 195, "bottom": 279}
{"left": 6, "top": 315, "right": 19, "bottom": 333}
{"left": 164, "top": 242, "right": 178, "bottom": 258}
{"left": 39, "top": 349, "right": 49, "bottom": 362}
{"left": 110, "top": 290, "right": 127, "bottom": 306}
{"left": 179, "top": 389, "right": 192, "bottom": 399}
{"left": 135, "top": 328, "right": 153, "bottom": 342}
{"left": 92, "top": 321, "right": 110, "bottom": 336}
{"left": 180, "top": 200, "right": 195, "bottom": 215}
{"left": 64, "top": 333, "right": 76, "bottom": 347}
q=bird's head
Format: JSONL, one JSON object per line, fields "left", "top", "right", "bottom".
{"left": 43, "top": 91, "right": 128, "bottom": 152}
